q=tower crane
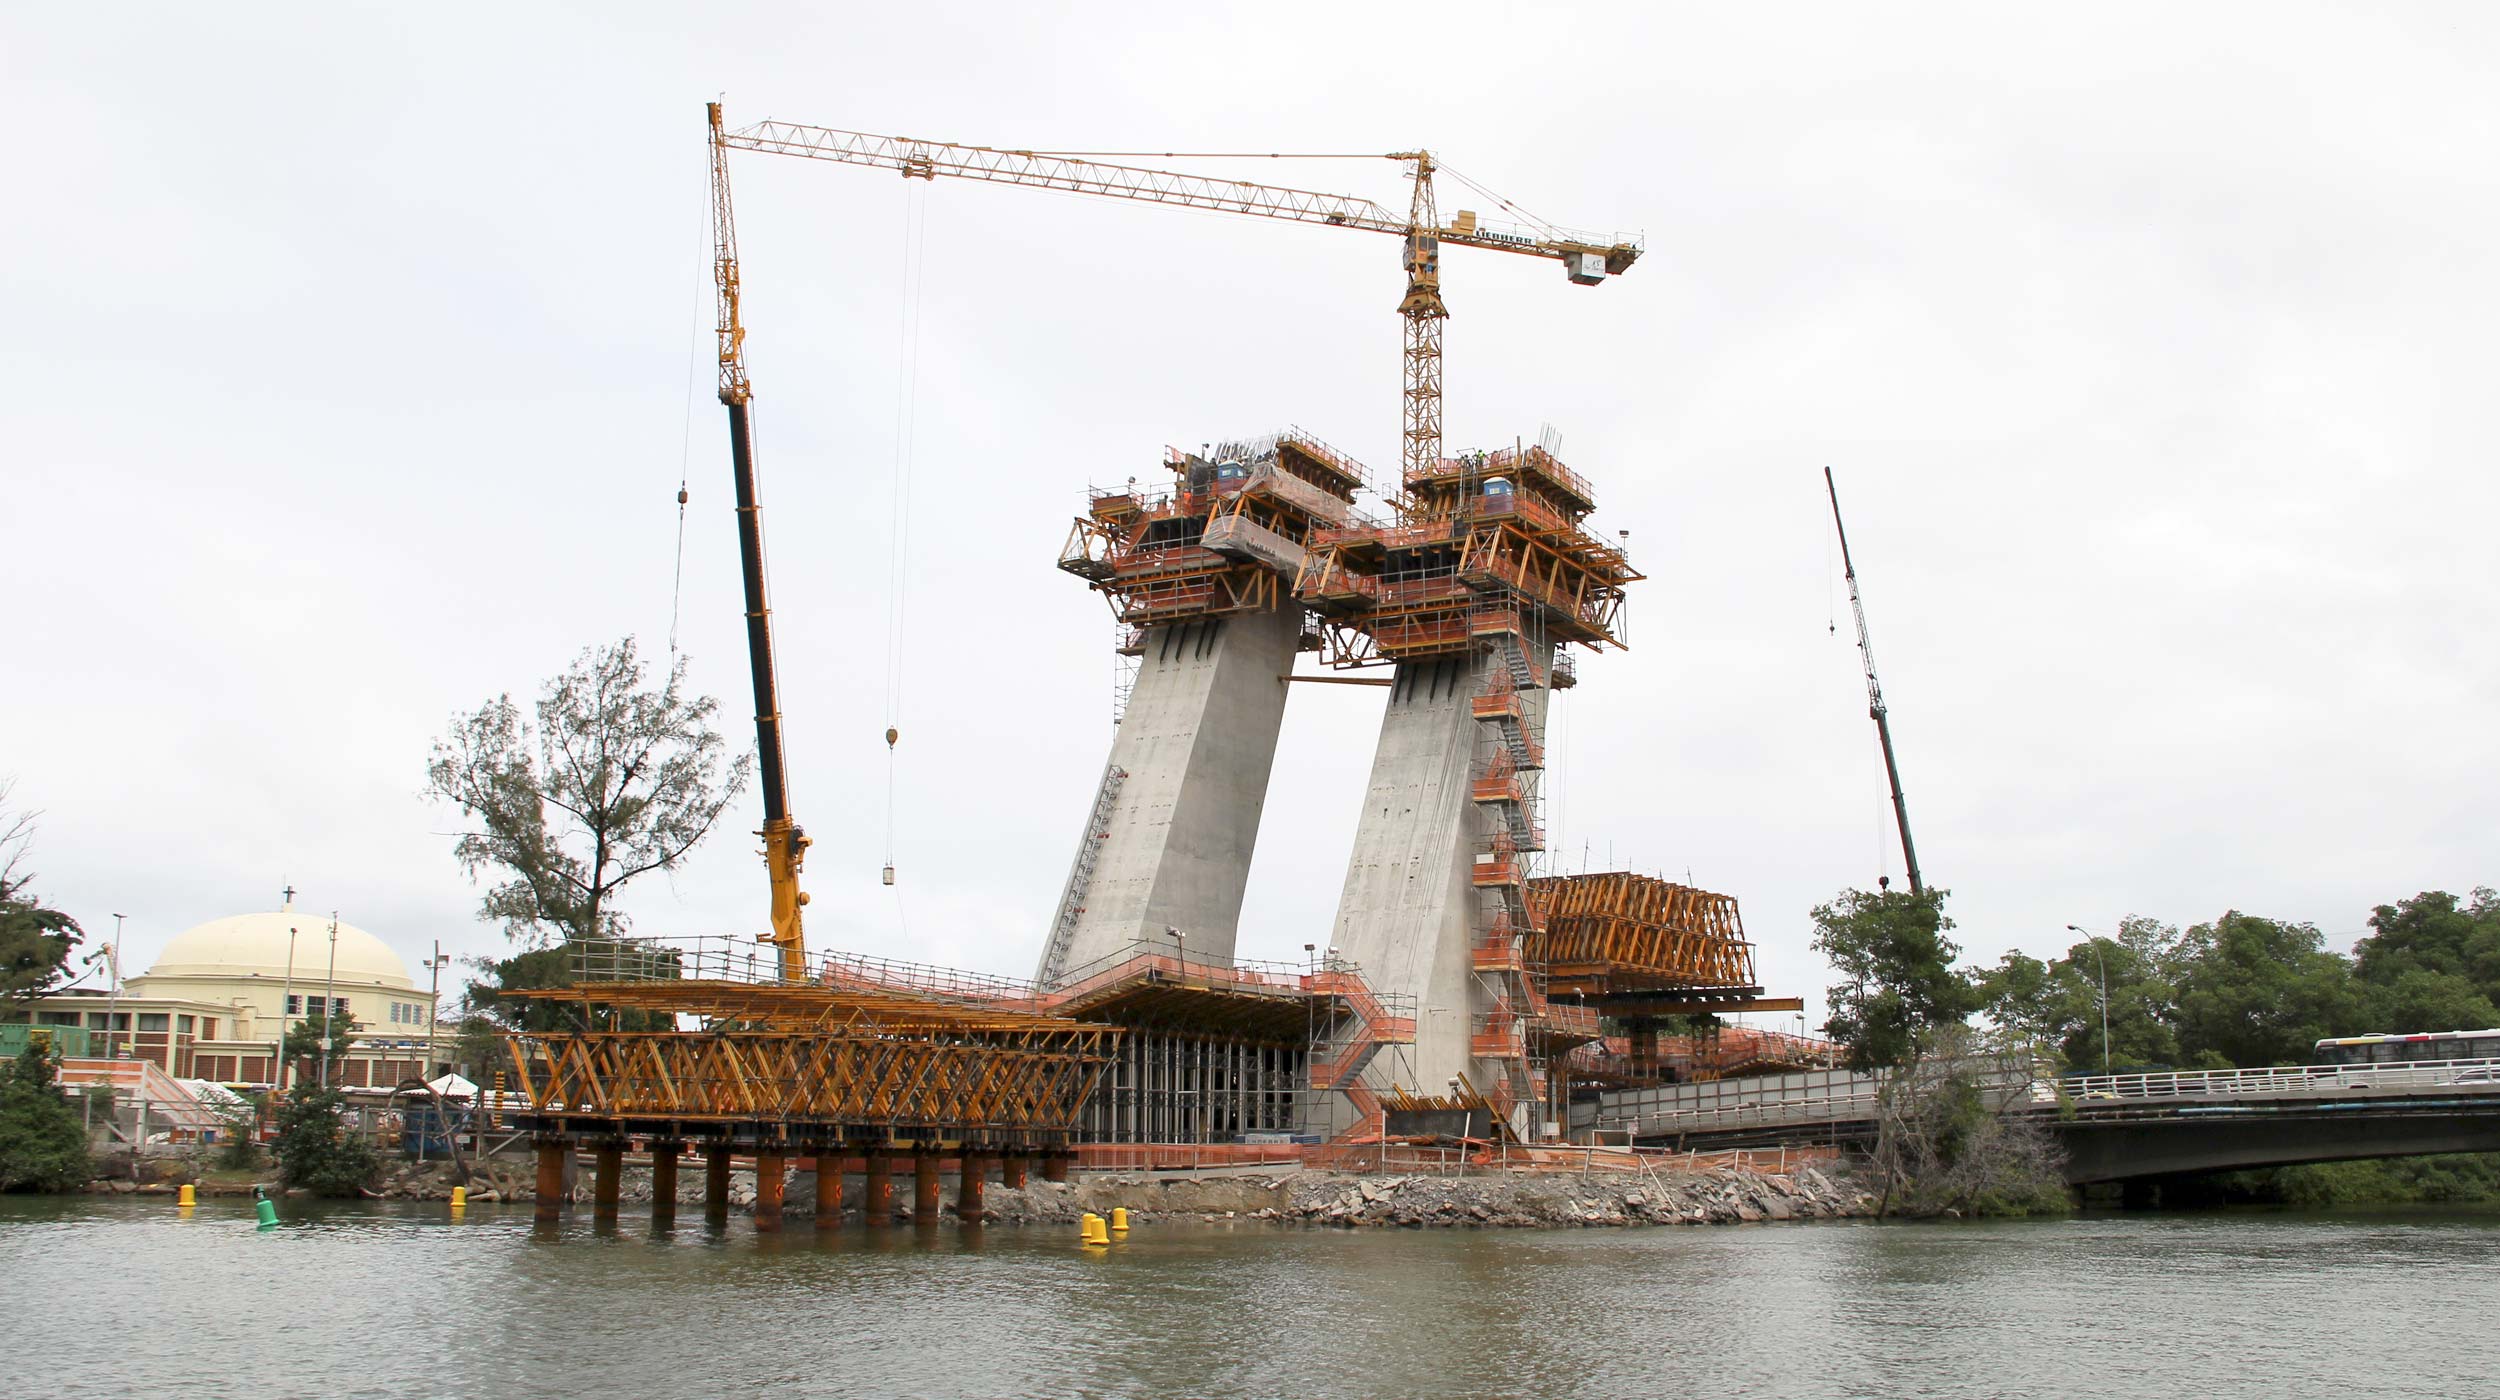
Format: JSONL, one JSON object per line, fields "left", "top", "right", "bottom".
{"left": 1824, "top": 466, "right": 1924, "bottom": 896}
{"left": 710, "top": 106, "right": 1643, "bottom": 481}
{"left": 704, "top": 103, "right": 1640, "bottom": 977}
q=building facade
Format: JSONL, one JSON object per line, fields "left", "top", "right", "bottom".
{"left": 23, "top": 900, "right": 445, "bottom": 1088}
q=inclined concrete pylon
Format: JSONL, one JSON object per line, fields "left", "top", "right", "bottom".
{"left": 1035, "top": 609, "right": 1301, "bottom": 986}
{"left": 1324, "top": 645, "right": 1552, "bottom": 1138}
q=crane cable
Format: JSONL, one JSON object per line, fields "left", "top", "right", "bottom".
{"left": 881, "top": 178, "right": 932, "bottom": 897}
{"left": 669, "top": 322, "right": 697, "bottom": 658}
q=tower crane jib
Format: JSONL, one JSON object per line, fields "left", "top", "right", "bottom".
{"left": 712, "top": 110, "right": 1642, "bottom": 483}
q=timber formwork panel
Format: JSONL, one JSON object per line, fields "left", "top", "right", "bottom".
{"left": 1524, "top": 872, "right": 1759, "bottom": 998}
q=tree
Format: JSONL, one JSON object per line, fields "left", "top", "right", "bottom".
{"left": 2353, "top": 889, "right": 2500, "bottom": 1031}
{"left": 2171, "top": 912, "right": 2369, "bottom": 1067}
{"left": 283, "top": 1012, "right": 358, "bottom": 1086}
{"left": 271, "top": 1082, "right": 380, "bottom": 1197}
{"left": 1866, "top": 1025, "right": 2068, "bottom": 1218}
{"left": 426, "top": 637, "right": 751, "bottom": 949}
{"left": 0, "top": 1041, "right": 92, "bottom": 1192}
{"left": 1811, "top": 886, "right": 1977, "bottom": 1071}
{"left": 0, "top": 782, "right": 82, "bottom": 1009}
{"left": 1975, "top": 916, "right": 2187, "bottom": 1072}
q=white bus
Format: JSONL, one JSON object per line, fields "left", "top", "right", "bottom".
{"left": 2313, "top": 1029, "right": 2500, "bottom": 1067}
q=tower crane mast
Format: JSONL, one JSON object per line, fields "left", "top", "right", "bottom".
{"left": 1824, "top": 466, "right": 1924, "bottom": 896}
{"left": 713, "top": 111, "right": 1642, "bottom": 480}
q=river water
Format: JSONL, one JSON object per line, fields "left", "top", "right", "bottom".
{"left": 6, "top": 1195, "right": 2493, "bottom": 1399}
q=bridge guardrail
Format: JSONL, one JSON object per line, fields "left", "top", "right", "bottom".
{"left": 2062, "top": 1057, "right": 2500, "bottom": 1102}
{"left": 1605, "top": 1057, "right": 2500, "bottom": 1142}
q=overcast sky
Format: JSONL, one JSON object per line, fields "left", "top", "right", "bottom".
{"left": 7, "top": 3, "right": 2495, "bottom": 1028}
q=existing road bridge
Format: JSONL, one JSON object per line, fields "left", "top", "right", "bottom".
{"left": 1574, "top": 1058, "right": 2500, "bottom": 1185}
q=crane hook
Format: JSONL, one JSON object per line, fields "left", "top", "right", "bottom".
{"left": 885, "top": 726, "right": 898, "bottom": 748}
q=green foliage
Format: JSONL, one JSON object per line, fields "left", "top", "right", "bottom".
{"left": 2172, "top": 913, "right": 2373, "bottom": 1067}
{"left": 2191, "top": 1153, "right": 2500, "bottom": 1208}
{"left": 213, "top": 1095, "right": 262, "bottom": 1170}
{"left": 0, "top": 901, "right": 82, "bottom": 1005}
{"left": 1870, "top": 1027, "right": 2070, "bottom": 1218}
{"left": 0, "top": 784, "right": 82, "bottom": 1005}
{"left": 0, "top": 1043, "right": 92, "bottom": 1192}
{"left": 271, "top": 1083, "right": 380, "bottom": 1197}
{"left": 283, "top": 1012, "right": 358, "bottom": 1084}
{"left": 1812, "top": 887, "right": 1977, "bottom": 1071}
{"left": 426, "top": 637, "right": 751, "bottom": 949}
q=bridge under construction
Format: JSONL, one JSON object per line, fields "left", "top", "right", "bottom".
{"left": 498, "top": 107, "right": 1823, "bottom": 1227}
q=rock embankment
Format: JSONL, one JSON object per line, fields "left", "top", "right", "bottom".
{"left": 984, "top": 1164, "right": 1874, "bottom": 1229}
{"left": 123, "top": 1159, "right": 1875, "bottom": 1227}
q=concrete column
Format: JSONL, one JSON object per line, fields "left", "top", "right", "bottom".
{"left": 1041, "top": 1153, "right": 1071, "bottom": 1184}
{"left": 592, "top": 1142, "right": 622, "bottom": 1221}
{"left": 650, "top": 1141, "right": 680, "bottom": 1223}
{"left": 704, "top": 1145, "right": 732, "bottom": 1215}
{"left": 1034, "top": 611, "right": 1303, "bottom": 984}
{"left": 533, "top": 1140, "right": 567, "bottom": 1222}
{"left": 957, "top": 1152, "right": 987, "bottom": 1219}
{"left": 1002, "top": 1154, "right": 1028, "bottom": 1190}
{"left": 864, "top": 1150, "right": 894, "bottom": 1221}
{"left": 754, "top": 1151, "right": 786, "bottom": 1232}
{"left": 814, "top": 1148, "right": 843, "bottom": 1230}
{"left": 1327, "top": 651, "right": 1547, "bottom": 1131}
{"left": 913, "top": 1152, "right": 941, "bottom": 1220}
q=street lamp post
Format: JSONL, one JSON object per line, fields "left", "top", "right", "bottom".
{"left": 2065, "top": 924, "right": 2112, "bottom": 1077}
{"left": 319, "top": 913, "right": 341, "bottom": 1089}
{"left": 104, "top": 914, "right": 127, "bottom": 1059}
{"left": 425, "top": 944, "right": 452, "bottom": 1079}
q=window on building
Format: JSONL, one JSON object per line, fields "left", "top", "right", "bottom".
{"left": 88, "top": 1013, "right": 129, "bottom": 1031}
{"left": 334, "top": 997, "right": 351, "bottom": 1018}
{"left": 37, "top": 1012, "right": 80, "bottom": 1027}
{"left": 137, "top": 1013, "right": 169, "bottom": 1032}
{"left": 287, "top": 995, "right": 302, "bottom": 1015}
{"left": 177, "top": 1015, "right": 195, "bottom": 1035}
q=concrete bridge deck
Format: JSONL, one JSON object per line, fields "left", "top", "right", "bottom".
{"left": 1581, "top": 1058, "right": 2500, "bottom": 1184}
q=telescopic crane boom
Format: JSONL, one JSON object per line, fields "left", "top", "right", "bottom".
{"left": 711, "top": 110, "right": 1642, "bottom": 480}
{"left": 709, "top": 102, "right": 810, "bottom": 980}
{"left": 1824, "top": 466, "right": 1924, "bottom": 896}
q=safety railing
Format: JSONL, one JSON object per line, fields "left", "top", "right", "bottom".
{"left": 2061, "top": 1057, "right": 2500, "bottom": 1101}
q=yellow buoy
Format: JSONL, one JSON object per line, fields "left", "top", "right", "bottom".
{"left": 1080, "top": 1212, "right": 1108, "bottom": 1246}
{"left": 450, "top": 1186, "right": 468, "bottom": 1209}
{"left": 177, "top": 1183, "right": 196, "bottom": 1208}
{"left": 1111, "top": 1206, "right": 1130, "bottom": 1232}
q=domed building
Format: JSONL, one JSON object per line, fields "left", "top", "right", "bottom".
{"left": 27, "top": 897, "right": 447, "bottom": 1088}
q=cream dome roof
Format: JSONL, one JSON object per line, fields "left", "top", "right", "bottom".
{"left": 143, "top": 910, "right": 415, "bottom": 988}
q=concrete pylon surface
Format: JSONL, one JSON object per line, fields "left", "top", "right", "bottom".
{"left": 1324, "top": 652, "right": 1548, "bottom": 1134}
{"left": 1036, "top": 610, "right": 1301, "bottom": 985}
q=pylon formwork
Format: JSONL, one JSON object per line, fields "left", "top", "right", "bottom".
{"left": 1037, "top": 429, "right": 1382, "bottom": 988}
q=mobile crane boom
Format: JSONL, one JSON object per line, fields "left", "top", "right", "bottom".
{"left": 1824, "top": 466, "right": 1924, "bottom": 896}
{"left": 709, "top": 101, "right": 810, "bottom": 980}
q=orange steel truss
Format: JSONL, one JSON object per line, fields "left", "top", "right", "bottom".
{"left": 1525, "top": 872, "right": 1761, "bottom": 1000}
{"left": 499, "top": 952, "right": 1121, "bottom": 1147}
{"left": 505, "top": 1024, "right": 1114, "bottom": 1145}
